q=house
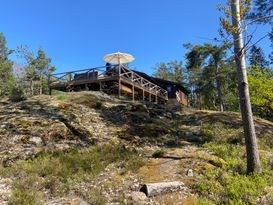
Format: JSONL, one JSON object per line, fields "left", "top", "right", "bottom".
{"left": 49, "top": 64, "right": 188, "bottom": 106}
{"left": 133, "top": 70, "right": 189, "bottom": 106}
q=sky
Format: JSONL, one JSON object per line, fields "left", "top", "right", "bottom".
{"left": 1, "top": 0, "right": 271, "bottom": 75}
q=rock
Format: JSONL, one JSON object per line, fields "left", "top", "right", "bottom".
{"left": 29, "top": 137, "right": 43, "bottom": 145}
{"left": 259, "top": 187, "right": 273, "bottom": 205}
{"left": 0, "top": 178, "right": 12, "bottom": 203}
{"left": 184, "top": 132, "right": 199, "bottom": 142}
{"left": 130, "top": 103, "right": 148, "bottom": 113}
{"left": 45, "top": 197, "right": 88, "bottom": 205}
{"left": 259, "top": 193, "right": 273, "bottom": 205}
{"left": 0, "top": 124, "right": 6, "bottom": 129}
{"left": 129, "top": 191, "right": 148, "bottom": 204}
{"left": 187, "top": 169, "right": 194, "bottom": 177}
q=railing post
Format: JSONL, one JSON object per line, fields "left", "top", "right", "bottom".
{"left": 156, "top": 90, "right": 158, "bottom": 104}
{"left": 149, "top": 84, "right": 151, "bottom": 102}
{"left": 132, "top": 72, "right": 134, "bottom": 102}
{"left": 118, "top": 65, "right": 121, "bottom": 98}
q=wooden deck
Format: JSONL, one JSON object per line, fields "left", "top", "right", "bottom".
{"left": 49, "top": 65, "right": 168, "bottom": 103}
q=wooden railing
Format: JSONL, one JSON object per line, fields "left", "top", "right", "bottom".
{"left": 119, "top": 66, "right": 168, "bottom": 100}
{"left": 49, "top": 65, "right": 168, "bottom": 100}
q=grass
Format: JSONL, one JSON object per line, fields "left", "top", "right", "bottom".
{"left": 194, "top": 143, "right": 273, "bottom": 204}
{"left": 186, "top": 121, "right": 273, "bottom": 204}
{"left": 56, "top": 95, "right": 66, "bottom": 101}
{"left": 1, "top": 143, "right": 145, "bottom": 204}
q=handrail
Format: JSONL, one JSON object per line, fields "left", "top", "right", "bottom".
{"left": 49, "top": 64, "right": 168, "bottom": 100}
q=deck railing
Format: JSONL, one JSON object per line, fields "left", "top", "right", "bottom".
{"left": 49, "top": 65, "right": 168, "bottom": 100}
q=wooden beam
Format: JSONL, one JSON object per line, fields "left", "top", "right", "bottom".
{"left": 132, "top": 83, "right": 135, "bottom": 102}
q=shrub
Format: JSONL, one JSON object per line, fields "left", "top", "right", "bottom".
{"left": 194, "top": 142, "right": 273, "bottom": 204}
{"left": 3, "top": 144, "right": 145, "bottom": 203}
{"left": 152, "top": 149, "right": 166, "bottom": 158}
{"left": 56, "top": 95, "right": 66, "bottom": 101}
{"left": 9, "top": 86, "right": 26, "bottom": 102}
{"left": 200, "top": 122, "right": 242, "bottom": 144}
{"left": 195, "top": 170, "right": 267, "bottom": 204}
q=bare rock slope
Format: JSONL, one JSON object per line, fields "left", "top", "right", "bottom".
{"left": 0, "top": 91, "right": 273, "bottom": 205}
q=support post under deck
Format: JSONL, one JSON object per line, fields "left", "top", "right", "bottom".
{"left": 149, "top": 85, "right": 151, "bottom": 102}
{"left": 132, "top": 84, "right": 135, "bottom": 102}
{"left": 118, "top": 63, "right": 121, "bottom": 98}
{"left": 118, "top": 78, "right": 121, "bottom": 98}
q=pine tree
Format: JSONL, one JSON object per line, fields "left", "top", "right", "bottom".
{"left": 224, "top": 0, "right": 262, "bottom": 173}
{"left": 153, "top": 63, "right": 171, "bottom": 80}
{"left": 0, "top": 33, "right": 14, "bottom": 98}
{"left": 185, "top": 43, "right": 229, "bottom": 111}
{"left": 249, "top": 45, "right": 269, "bottom": 70}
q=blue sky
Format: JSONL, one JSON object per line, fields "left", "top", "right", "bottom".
{"left": 1, "top": 0, "right": 271, "bottom": 75}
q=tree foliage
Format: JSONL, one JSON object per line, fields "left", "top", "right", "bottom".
{"left": 184, "top": 43, "right": 236, "bottom": 111}
{"left": 0, "top": 33, "right": 14, "bottom": 98}
{"left": 153, "top": 60, "right": 187, "bottom": 84}
{"left": 249, "top": 45, "right": 269, "bottom": 69}
{"left": 248, "top": 66, "right": 273, "bottom": 120}
{"left": 16, "top": 46, "right": 55, "bottom": 96}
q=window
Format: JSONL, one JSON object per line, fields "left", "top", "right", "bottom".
{"left": 167, "top": 86, "right": 172, "bottom": 92}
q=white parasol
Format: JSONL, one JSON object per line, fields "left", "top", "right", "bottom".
{"left": 103, "top": 52, "right": 135, "bottom": 64}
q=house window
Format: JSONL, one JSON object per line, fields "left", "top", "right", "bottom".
{"left": 167, "top": 86, "right": 172, "bottom": 92}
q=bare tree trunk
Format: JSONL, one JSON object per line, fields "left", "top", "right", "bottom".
{"left": 215, "top": 64, "right": 224, "bottom": 112}
{"left": 216, "top": 80, "right": 224, "bottom": 112}
{"left": 39, "top": 74, "right": 43, "bottom": 95}
{"left": 30, "top": 79, "right": 33, "bottom": 96}
{"left": 231, "top": 0, "right": 261, "bottom": 173}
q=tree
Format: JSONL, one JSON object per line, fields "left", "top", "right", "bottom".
{"left": 16, "top": 46, "right": 55, "bottom": 95}
{"left": 16, "top": 46, "right": 38, "bottom": 96}
{"left": 167, "top": 60, "right": 187, "bottom": 84}
{"left": 0, "top": 33, "right": 14, "bottom": 98}
{"left": 248, "top": 66, "right": 273, "bottom": 121}
{"left": 250, "top": 0, "right": 273, "bottom": 23}
{"left": 221, "top": 0, "right": 262, "bottom": 173}
{"left": 153, "top": 62, "right": 171, "bottom": 80}
{"left": 35, "top": 49, "right": 54, "bottom": 95}
{"left": 250, "top": 0, "right": 273, "bottom": 64}
{"left": 249, "top": 45, "right": 269, "bottom": 70}
{"left": 153, "top": 61, "right": 187, "bottom": 84}
{"left": 185, "top": 43, "right": 229, "bottom": 111}
{"left": 269, "top": 28, "right": 273, "bottom": 65}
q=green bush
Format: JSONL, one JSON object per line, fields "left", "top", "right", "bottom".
{"left": 8, "top": 183, "right": 42, "bottom": 205}
{"left": 200, "top": 123, "right": 242, "bottom": 144}
{"left": 194, "top": 142, "right": 273, "bottom": 204}
{"left": 152, "top": 149, "right": 166, "bottom": 158}
{"left": 9, "top": 86, "right": 26, "bottom": 102}
{"left": 56, "top": 95, "right": 66, "bottom": 101}
{"left": 3, "top": 144, "right": 144, "bottom": 203}
{"left": 195, "top": 170, "right": 267, "bottom": 204}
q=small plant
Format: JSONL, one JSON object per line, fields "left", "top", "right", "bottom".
{"left": 56, "top": 95, "right": 66, "bottom": 101}
{"left": 152, "top": 149, "right": 166, "bottom": 158}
